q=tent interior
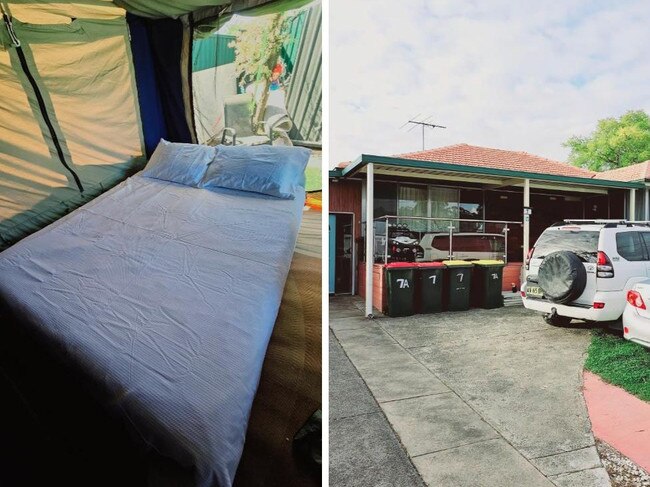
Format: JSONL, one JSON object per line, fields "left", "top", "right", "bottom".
{"left": 0, "top": 0, "right": 321, "bottom": 485}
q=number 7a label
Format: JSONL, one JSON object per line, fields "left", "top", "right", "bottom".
{"left": 396, "top": 278, "right": 409, "bottom": 289}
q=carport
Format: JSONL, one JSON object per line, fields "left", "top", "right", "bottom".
{"left": 328, "top": 144, "right": 647, "bottom": 317}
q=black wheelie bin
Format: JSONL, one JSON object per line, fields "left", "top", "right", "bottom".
{"left": 442, "top": 260, "right": 474, "bottom": 311}
{"left": 384, "top": 262, "right": 417, "bottom": 317}
{"left": 471, "top": 260, "right": 505, "bottom": 309}
{"left": 416, "top": 262, "right": 445, "bottom": 314}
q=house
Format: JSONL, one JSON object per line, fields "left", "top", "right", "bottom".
{"left": 329, "top": 143, "right": 649, "bottom": 315}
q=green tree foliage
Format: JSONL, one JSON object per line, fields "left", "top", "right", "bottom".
{"left": 564, "top": 110, "right": 650, "bottom": 171}
{"left": 228, "top": 13, "right": 294, "bottom": 129}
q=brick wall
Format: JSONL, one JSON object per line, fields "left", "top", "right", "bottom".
{"left": 358, "top": 263, "right": 385, "bottom": 313}
{"left": 503, "top": 262, "right": 523, "bottom": 292}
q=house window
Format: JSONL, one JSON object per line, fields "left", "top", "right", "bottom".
{"left": 428, "top": 186, "right": 459, "bottom": 232}
{"left": 459, "top": 189, "right": 483, "bottom": 232}
{"left": 376, "top": 183, "right": 485, "bottom": 236}
{"left": 373, "top": 182, "right": 397, "bottom": 219}
{"left": 398, "top": 185, "right": 428, "bottom": 232}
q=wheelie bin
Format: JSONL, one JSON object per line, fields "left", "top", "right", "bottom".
{"left": 416, "top": 262, "right": 445, "bottom": 314}
{"left": 384, "top": 262, "right": 417, "bottom": 317}
{"left": 442, "top": 260, "right": 474, "bottom": 311}
{"left": 471, "top": 260, "right": 505, "bottom": 309}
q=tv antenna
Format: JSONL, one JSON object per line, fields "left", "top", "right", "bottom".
{"left": 400, "top": 115, "right": 446, "bottom": 150}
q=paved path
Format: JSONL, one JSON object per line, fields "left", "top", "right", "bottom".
{"left": 584, "top": 371, "right": 650, "bottom": 473}
{"left": 329, "top": 297, "right": 611, "bottom": 487}
{"left": 330, "top": 330, "right": 425, "bottom": 486}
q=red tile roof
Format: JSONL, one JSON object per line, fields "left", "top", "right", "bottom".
{"left": 336, "top": 144, "right": 650, "bottom": 182}
{"left": 397, "top": 143, "right": 596, "bottom": 178}
{"left": 595, "top": 161, "right": 650, "bottom": 182}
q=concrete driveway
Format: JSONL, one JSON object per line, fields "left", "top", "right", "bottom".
{"left": 330, "top": 297, "right": 611, "bottom": 487}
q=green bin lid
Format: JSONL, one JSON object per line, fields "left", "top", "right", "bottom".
{"left": 472, "top": 260, "right": 505, "bottom": 266}
{"left": 441, "top": 260, "right": 474, "bottom": 267}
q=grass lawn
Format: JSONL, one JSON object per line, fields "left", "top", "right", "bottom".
{"left": 304, "top": 166, "right": 322, "bottom": 192}
{"left": 585, "top": 329, "right": 650, "bottom": 402}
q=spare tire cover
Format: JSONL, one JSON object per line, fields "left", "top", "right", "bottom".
{"left": 538, "top": 250, "right": 587, "bottom": 304}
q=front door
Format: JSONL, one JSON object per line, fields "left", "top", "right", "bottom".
{"left": 329, "top": 214, "right": 336, "bottom": 294}
{"left": 330, "top": 213, "right": 353, "bottom": 294}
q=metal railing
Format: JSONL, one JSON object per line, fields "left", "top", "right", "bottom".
{"left": 373, "top": 215, "right": 522, "bottom": 265}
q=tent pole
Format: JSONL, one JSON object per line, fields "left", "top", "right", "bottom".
{"left": 365, "top": 164, "right": 374, "bottom": 318}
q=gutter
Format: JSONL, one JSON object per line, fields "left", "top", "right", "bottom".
{"left": 334, "top": 154, "right": 644, "bottom": 190}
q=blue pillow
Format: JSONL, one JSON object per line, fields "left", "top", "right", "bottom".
{"left": 201, "top": 145, "right": 311, "bottom": 199}
{"left": 143, "top": 139, "right": 215, "bottom": 187}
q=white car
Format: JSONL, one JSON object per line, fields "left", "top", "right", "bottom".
{"left": 417, "top": 233, "right": 505, "bottom": 262}
{"left": 622, "top": 281, "right": 650, "bottom": 348}
{"left": 522, "top": 220, "right": 650, "bottom": 326}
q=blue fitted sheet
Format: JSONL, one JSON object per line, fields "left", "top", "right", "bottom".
{"left": 0, "top": 173, "right": 305, "bottom": 487}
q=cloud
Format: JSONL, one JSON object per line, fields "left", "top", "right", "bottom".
{"left": 330, "top": 0, "right": 650, "bottom": 166}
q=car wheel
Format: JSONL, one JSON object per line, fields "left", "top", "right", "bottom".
{"left": 543, "top": 313, "right": 572, "bottom": 327}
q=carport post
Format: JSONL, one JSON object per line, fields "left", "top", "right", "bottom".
{"left": 523, "top": 179, "right": 530, "bottom": 263}
{"left": 629, "top": 189, "right": 636, "bottom": 221}
{"left": 365, "top": 163, "right": 374, "bottom": 317}
{"left": 645, "top": 188, "right": 649, "bottom": 220}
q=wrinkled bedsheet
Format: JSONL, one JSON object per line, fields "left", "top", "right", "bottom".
{"left": 0, "top": 174, "right": 305, "bottom": 487}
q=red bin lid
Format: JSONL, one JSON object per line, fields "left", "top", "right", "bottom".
{"left": 416, "top": 262, "right": 445, "bottom": 268}
{"left": 385, "top": 262, "right": 417, "bottom": 268}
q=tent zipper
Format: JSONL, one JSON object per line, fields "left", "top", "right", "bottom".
{"left": 1, "top": 8, "right": 84, "bottom": 193}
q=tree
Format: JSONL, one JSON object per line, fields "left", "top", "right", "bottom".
{"left": 564, "top": 110, "right": 650, "bottom": 171}
{"left": 229, "top": 13, "right": 291, "bottom": 130}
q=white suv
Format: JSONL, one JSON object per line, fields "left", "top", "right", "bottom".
{"left": 522, "top": 220, "right": 650, "bottom": 326}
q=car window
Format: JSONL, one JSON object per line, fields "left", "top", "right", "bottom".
{"left": 616, "top": 232, "right": 647, "bottom": 261}
{"left": 639, "top": 232, "right": 650, "bottom": 260}
{"left": 456, "top": 236, "right": 490, "bottom": 252}
{"left": 533, "top": 229, "right": 599, "bottom": 263}
{"left": 431, "top": 235, "right": 505, "bottom": 253}
{"left": 431, "top": 236, "right": 450, "bottom": 251}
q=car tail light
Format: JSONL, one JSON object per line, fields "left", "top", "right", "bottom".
{"left": 596, "top": 251, "right": 614, "bottom": 278}
{"left": 627, "top": 290, "right": 646, "bottom": 310}
{"left": 624, "top": 326, "right": 629, "bottom": 334}
{"left": 520, "top": 290, "right": 526, "bottom": 297}
{"left": 525, "top": 247, "right": 534, "bottom": 270}
{"left": 593, "top": 302, "right": 605, "bottom": 309}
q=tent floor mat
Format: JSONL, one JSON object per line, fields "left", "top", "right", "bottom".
{"left": 235, "top": 250, "right": 322, "bottom": 487}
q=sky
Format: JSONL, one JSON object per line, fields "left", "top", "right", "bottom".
{"left": 330, "top": 0, "right": 650, "bottom": 167}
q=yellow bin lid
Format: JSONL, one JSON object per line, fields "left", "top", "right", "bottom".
{"left": 441, "top": 260, "right": 474, "bottom": 267}
{"left": 472, "top": 259, "right": 505, "bottom": 266}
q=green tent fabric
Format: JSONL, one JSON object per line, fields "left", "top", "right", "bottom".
{"left": 0, "top": 7, "right": 144, "bottom": 249}
{"left": 114, "top": 0, "right": 230, "bottom": 19}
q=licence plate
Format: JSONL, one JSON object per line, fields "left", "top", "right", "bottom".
{"left": 527, "top": 286, "right": 544, "bottom": 298}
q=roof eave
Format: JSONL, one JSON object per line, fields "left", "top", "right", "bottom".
{"left": 334, "top": 154, "right": 644, "bottom": 190}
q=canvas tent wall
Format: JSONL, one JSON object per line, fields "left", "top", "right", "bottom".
{"left": 0, "top": 3, "right": 144, "bottom": 249}
{"left": 0, "top": 0, "right": 321, "bottom": 251}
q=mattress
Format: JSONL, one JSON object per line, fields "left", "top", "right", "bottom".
{"left": 0, "top": 173, "right": 305, "bottom": 487}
